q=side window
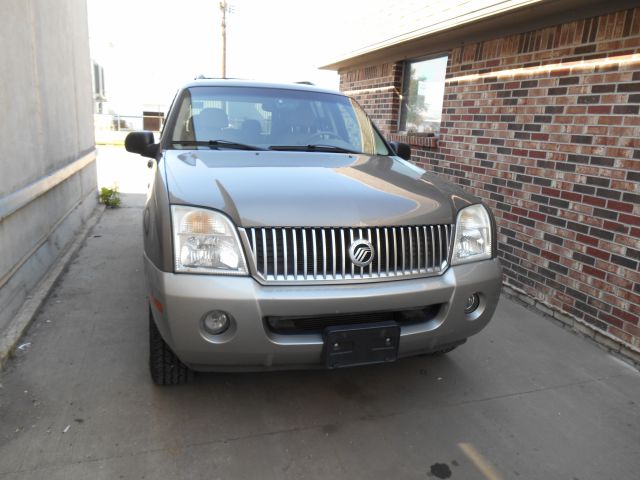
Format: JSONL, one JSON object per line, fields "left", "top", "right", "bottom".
{"left": 338, "top": 98, "right": 389, "bottom": 155}
{"left": 399, "top": 55, "right": 448, "bottom": 136}
{"left": 336, "top": 102, "right": 361, "bottom": 147}
{"left": 171, "top": 91, "right": 194, "bottom": 142}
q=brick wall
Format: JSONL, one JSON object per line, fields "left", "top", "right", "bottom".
{"left": 340, "top": 7, "right": 640, "bottom": 353}
{"left": 340, "top": 63, "right": 402, "bottom": 136}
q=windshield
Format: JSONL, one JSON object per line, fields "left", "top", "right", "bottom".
{"left": 166, "top": 86, "right": 389, "bottom": 155}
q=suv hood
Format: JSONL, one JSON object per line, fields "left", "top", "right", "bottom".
{"left": 163, "top": 150, "right": 476, "bottom": 227}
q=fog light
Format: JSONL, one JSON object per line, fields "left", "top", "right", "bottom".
{"left": 202, "top": 310, "right": 231, "bottom": 335}
{"left": 464, "top": 294, "right": 480, "bottom": 314}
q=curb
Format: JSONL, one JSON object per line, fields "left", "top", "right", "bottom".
{"left": 0, "top": 205, "right": 105, "bottom": 369}
{"left": 502, "top": 284, "right": 640, "bottom": 369}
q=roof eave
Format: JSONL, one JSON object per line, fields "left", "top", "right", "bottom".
{"left": 321, "top": 0, "right": 634, "bottom": 72}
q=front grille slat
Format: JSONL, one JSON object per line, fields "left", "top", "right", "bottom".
{"left": 261, "top": 228, "right": 267, "bottom": 276}
{"left": 272, "top": 228, "right": 278, "bottom": 278}
{"left": 331, "top": 229, "right": 336, "bottom": 279}
{"left": 241, "top": 224, "right": 453, "bottom": 283}
{"left": 251, "top": 229, "right": 257, "bottom": 265}
{"left": 301, "top": 228, "right": 307, "bottom": 280}
{"left": 401, "top": 227, "right": 406, "bottom": 273}
{"left": 282, "top": 229, "right": 288, "bottom": 278}
{"left": 358, "top": 228, "right": 364, "bottom": 279}
{"left": 416, "top": 226, "right": 421, "bottom": 273}
{"left": 392, "top": 227, "right": 398, "bottom": 274}
{"left": 445, "top": 224, "right": 450, "bottom": 264}
{"left": 340, "top": 229, "right": 346, "bottom": 279}
{"left": 435, "top": 226, "right": 440, "bottom": 269}
{"left": 430, "top": 226, "right": 436, "bottom": 271}
{"left": 321, "top": 229, "right": 327, "bottom": 279}
{"left": 408, "top": 227, "right": 413, "bottom": 272}
{"left": 367, "top": 228, "right": 373, "bottom": 276}
{"left": 385, "top": 228, "right": 390, "bottom": 276}
{"left": 423, "top": 226, "right": 428, "bottom": 271}
{"left": 349, "top": 229, "right": 354, "bottom": 278}
{"left": 376, "top": 228, "right": 381, "bottom": 276}
{"left": 292, "top": 228, "right": 298, "bottom": 280}
{"left": 438, "top": 225, "right": 443, "bottom": 268}
{"left": 312, "top": 228, "right": 317, "bottom": 279}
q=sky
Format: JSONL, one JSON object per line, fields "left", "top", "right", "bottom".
{"left": 87, "top": 0, "right": 369, "bottom": 115}
{"left": 87, "top": 0, "right": 536, "bottom": 116}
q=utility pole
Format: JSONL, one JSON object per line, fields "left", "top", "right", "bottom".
{"left": 220, "top": 0, "right": 228, "bottom": 78}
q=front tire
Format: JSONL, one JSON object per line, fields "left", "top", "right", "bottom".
{"left": 149, "top": 308, "right": 194, "bottom": 385}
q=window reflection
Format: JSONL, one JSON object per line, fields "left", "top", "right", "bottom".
{"left": 399, "top": 56, "right": 448, "bottom": 136}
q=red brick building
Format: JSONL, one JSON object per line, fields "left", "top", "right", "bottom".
{"left": 323, "top": 0, "right": 640, "bottom": 363}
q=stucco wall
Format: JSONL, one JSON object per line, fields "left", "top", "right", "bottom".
{"left": 0, "top": 0, "right": 97, "bottom": 334}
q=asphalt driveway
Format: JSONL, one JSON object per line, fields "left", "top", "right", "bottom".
{"left": 0, "top": 147, "right": 639, "bottom": 479}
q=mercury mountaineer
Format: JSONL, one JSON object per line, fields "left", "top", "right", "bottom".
{"left": 125, "top": 79, "right": 502, "bottom": 385}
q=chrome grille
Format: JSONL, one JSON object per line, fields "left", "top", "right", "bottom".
{"left": 240, "top": 225, "right": 453, "bottom": 283}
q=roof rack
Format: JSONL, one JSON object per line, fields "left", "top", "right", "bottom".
{"left": 193, "top": 75, "right": 242, "bottom": 80}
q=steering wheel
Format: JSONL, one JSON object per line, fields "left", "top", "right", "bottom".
{"left": 307, "top": 131, "right": 343, "bottom": 143}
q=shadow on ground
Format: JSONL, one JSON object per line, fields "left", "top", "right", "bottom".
{"left": 1, "top": 156, "right": 639, "bottom": 480}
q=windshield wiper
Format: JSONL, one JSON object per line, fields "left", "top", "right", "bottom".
{"left": 170, "top": 139, "right": 266, "bottom": 151}
{"left": 268, "top": 144, "right": 361, "bottom": 154}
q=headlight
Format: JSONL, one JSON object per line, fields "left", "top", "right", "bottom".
{"left": 451, "top": 204, "right": 493, "bottom": 265}
{"left": 171, "top": 206, "right": 248, "bottom": 275}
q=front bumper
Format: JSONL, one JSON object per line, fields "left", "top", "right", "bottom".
{"left": 145, "top": 255, "right": 502, "bottom": 371}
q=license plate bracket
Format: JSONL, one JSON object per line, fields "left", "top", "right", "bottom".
{"left": 323, "top": 321, "right": 400, "bottom": 369}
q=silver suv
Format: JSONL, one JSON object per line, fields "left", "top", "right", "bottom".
{"left": 125, "top": 80, "right": 502, "bottom": 385}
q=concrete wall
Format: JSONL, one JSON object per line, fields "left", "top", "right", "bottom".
{"left": 339, "top": 7, "right": 640, "bottom": 355}
{"left": 0, "top": 0, "right": 98, "bottom": 335}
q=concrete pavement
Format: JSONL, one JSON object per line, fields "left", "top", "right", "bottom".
{"left": 0, "top": 147, "right": 639, "bottom": 479}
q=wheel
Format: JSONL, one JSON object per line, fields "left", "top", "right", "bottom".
{"left": 149, "top": 308, "right": 194, "bottom": 385}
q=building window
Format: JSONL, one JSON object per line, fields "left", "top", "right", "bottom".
{"left": 399, "top": 55, "right": 448, "bottom": 136}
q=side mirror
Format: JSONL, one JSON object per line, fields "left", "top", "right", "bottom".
{"left": 125, "top": 131, "right": 159, "bottom": 159}
{"left": 389, "top": 141, "right": 411, "bottom": 161}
